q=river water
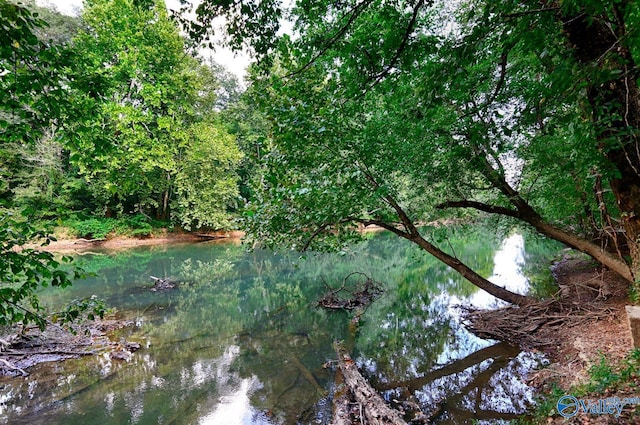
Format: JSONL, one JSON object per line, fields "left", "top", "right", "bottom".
{"left": 0, "top": 229, "right": 559, "bottom": 424}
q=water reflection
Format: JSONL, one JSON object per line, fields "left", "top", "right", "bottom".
{"left": 470, "top": 234, "right": 529, "bottom": 309}
{"left": 198, "top": 346, "right": 266, "bottom": 425}
{"left": 0, "top": 229, "right": 559, "bottom": 424}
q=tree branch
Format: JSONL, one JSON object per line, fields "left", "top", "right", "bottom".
{"left": 486, "top": 40, "right": 516, "bottom": 106}
{"left": 502, "top": 7, "right": 560, "bottom": 19}
{"left": 364, "top": 0, "right": 426, "bottom": 89}
{"left": 287, "top": 0, "right": 374, "bottom": 78}
{"left": 436, "top": 200, "right": 522, "bottom": 219}
{"left": 356, "top": 218, "right": 410, "bottom": 238}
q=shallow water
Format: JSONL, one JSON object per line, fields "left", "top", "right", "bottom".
{"left": 0, "top": 229, "right": 558, "bottom": 424}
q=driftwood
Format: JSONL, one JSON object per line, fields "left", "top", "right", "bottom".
{"left": 149, "top": 276, "right": 178, "bottom": 291}
{"left": 332, "top": 367, "right": 353, "bottom": 425}
{"left": 332, "top": 342, "right": 407, "bottom": 425}
{"left": 0, "top": 358, "right": 28, "bottom": 376}
{"left": 318, "top": 273, "right": 383, "bottom": 311}
{"left": 194, "top": 233, "right": 225, "bottom": 240}
{"left": 0, "top": 319, "right": 136, "bottom": 377}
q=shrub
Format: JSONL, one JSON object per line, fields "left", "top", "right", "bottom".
{"left": 70, "top": 218, "right": 116, "bottom": 239}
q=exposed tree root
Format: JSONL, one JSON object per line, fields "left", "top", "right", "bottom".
{"left": 461, "top": 297, "right": 617, "bottom": 350}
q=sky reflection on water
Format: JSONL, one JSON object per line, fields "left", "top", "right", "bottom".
{"left": 0, "top": 230, "right": 559, "bottom": 424}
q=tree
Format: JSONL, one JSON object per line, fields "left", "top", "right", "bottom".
{"left": 185, "top": 0, "right": 640, "bottom": 304}
{"left": 63, "top": 0, "right": 243, "bottom": 228}
{"left": 65, "top": 0, "right": 193, "bottom": 219}
{"left": 0, "top": 0, "right": 98, "bottom": 329}
{"left": 174, "top": 121, "right": 242, "bottom": 230}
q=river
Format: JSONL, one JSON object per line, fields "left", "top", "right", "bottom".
{"left": 0, "top": 228, "right": 559, "bottom": 424}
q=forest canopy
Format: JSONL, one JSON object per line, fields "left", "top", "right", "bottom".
{"left": 183, "top": 0, "right": 640, "bottom": 304}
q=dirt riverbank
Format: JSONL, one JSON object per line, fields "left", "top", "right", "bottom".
{"left": 33, "top": 229, "right": 245, "bottom": 253}
{"left": 527, "top": 254, "right": 640, "bottom": 423}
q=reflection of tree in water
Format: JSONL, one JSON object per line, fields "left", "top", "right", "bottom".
{"left": 13, "top": 230, "right": 554, "bottom": 424}
{"left": 370, "top": 341, "right": 540, "bottom": 422}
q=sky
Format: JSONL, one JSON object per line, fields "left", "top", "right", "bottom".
{"left": 36, "top": 0, "right": 252, "bottom": 80}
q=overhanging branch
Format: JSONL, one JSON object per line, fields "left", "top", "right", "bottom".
{"left": 299, "top": 216, "right": 409, "bottom": 252}
{"left": 286, "top": 0, "right": 374, "bottom": 78}
{"left": 436, "top": 200, "right": 522, "bottom": 219}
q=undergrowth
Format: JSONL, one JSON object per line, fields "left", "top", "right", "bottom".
{"left": 521, "top": 349, "right": 640, "bottom": 423}
{"left": 64, "top": 214, "right": 165, "bottom": 239}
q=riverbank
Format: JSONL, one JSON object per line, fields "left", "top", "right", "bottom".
{"left": 526, "top": 254, "right": 639, "bottom": 423}
{"left": 33, "top": 224, "right": 387, "bottom": 253}
{"left": 33, "top": 229, "right": 245, "bottom": 253}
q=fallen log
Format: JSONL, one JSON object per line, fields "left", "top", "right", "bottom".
{"left": 331, "top": 367, "right": 352, "bottom": 425}
{"left": 333, "top": 342, "right": 407, "bottom": 425}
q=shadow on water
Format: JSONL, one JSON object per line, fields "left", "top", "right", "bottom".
{"left": 0, "top": 228, "right": 560, "bottom": 424}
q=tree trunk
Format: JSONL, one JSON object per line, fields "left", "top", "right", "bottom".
{"left": 558, "top": 2, "right": 640, "bottom": 280}
{"left": 363, "top": 218, "right": 535, "bottom": 306}
{"left": 409, "top": 234, "right": 533, "bottom": 306}
{"left": 436, "top": 198, "right": 634, "bottom": 283}
{"left": 333, "top": 342, "right": 408, "bottom": 425}
{"left": 527, "top": 215, "right": 634, "bottom": 282}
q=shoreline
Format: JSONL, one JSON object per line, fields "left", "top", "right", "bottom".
{"left": 32, "top": 225, "right": 387, "bottom": 253}
{"left": 14, "top": 229, "right": 639, "bottom": 421}
{"left": 33, "top": 229, "right": 246, "bottom": 253}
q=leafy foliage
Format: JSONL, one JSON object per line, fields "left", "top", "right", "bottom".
{"left": 59, "top": 0, "right": 244, "bottom": 228}
{"left": 174, "top": 122, "right": 242, "bottom": 230}
{"left": 0, "top": 0, "right": 70, "bottom": 145}
{"left": 0, "top": 215, "right": 78, "bottom": 329}
{"left": 189, "top": 0, "right": 640, "bottom": 289}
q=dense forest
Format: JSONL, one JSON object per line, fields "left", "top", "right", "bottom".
{"left": 1, "top": 0, "right": 270, "bottom": 325}
{"left": 1, "top": 0, "right": 639, "bottom": 353}
{"left": 1, "top": 0, "right": 265, "bottom": 235}
{"left": 2, "top": 0, "right": 640, "bottom": 422}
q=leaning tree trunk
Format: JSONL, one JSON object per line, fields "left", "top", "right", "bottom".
{"left": 559, "top": 3, "right": 640, "bottom": 281}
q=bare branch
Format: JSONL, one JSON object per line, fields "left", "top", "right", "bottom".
{"left": 436, "top": 200, "right": 521, "bottom": 219}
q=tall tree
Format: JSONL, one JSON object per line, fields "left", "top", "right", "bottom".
{"left": 65, "top": 0, "right": 242, "bottom": 226}
{"left": 0, "top": 0, "right": 95, "bottom": 328}
{"left": 66, "top": 0, "right": 197, "bottom": 219}
{"left": 185, "top": 0, "right": 640, "bottom": 304}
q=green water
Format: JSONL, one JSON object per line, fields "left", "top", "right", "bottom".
{"left": 0, "top": 229, "right": 559, "bottom": 424}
